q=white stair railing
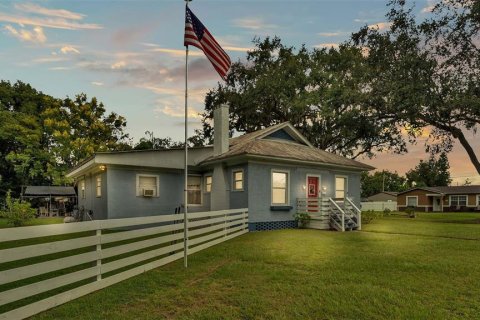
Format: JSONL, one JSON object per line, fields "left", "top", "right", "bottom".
{"left": 345, "top": 198, "right": 362, "bottom": 231}
{"left": 329, "top": 198, "right": 345, "bottom": 232}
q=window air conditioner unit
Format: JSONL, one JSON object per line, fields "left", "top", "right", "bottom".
{"left": 143, "top": 189, "right": 155, "bottom": 197}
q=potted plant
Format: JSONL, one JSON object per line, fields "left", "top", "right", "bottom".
{"left": 294, "top": 212, "right": 311, "bottom": 229}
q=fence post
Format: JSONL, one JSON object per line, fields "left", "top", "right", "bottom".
{"left": 96, "top": 228, "right": 102, "bottom": 281}
{"left": 224, "top": 211, "right": 228, "bottom": 237}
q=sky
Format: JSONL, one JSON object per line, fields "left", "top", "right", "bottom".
{"left": 1, "top": 0, "right": 479, "bottom": 185}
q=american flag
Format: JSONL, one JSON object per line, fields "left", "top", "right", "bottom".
{"left": 184, "top": 6, "right": 231, "bottom": 80}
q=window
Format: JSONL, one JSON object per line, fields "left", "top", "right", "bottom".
{"left": 137, "top": 175, "right": 159, "bottom": 197}
{"left": 406, "top": 196, "right": 418, "bottom": 207}
{"left": 80, "top": 180, "right": 86, "bottom": 199}
{"left": 450, "top": 195, "right": 467, "bottom": 207}
{"left": 205, "top": 176, "right": 212, "bottom": 193}
{"left": 335, "top": 176, "right": 347, "bottom": 199}
{"left": 232, "top": 170, "right": 244, "bottom": 191}
{"left": 478, "top": 195, "right": 480, "bottom": 206}
{"left": 272, "top": 171, "right": 289, "bottom": 205}
{"left": 188, "top": 175, "right": 202, "bottom": 205}
{"left": 96, "top": 176, "right": 102, "bottom": 197}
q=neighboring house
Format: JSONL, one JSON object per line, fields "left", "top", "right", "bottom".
{"left": 397, "top": 186, "right": 480, "bottom": 212}
{"left": 366, "top": 192, "right": 398, "bottom": 202}
{"left": 67, "top": 105, "right": 374, "bottom": 230}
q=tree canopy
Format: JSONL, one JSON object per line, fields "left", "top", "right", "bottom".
{"left": 405, "top": 152, "right": 451, "bottom": 188}
{"left": 352, "top": 0, "right": 480, "bottom": 173}
{"left": 361, "top": 170, "right": 407, "bottom": 198}
{"left": 199, "top": 37, "right": 406, "bottom": 159}
{"left": 0, "top": 80, "right": 129, "bottom": 196}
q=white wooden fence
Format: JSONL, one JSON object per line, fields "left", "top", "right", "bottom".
{"left": 0, "top": 208, "right": 248, "bottom": 320}
{"left": 360, "top": 201, "right": 397, "bottom": 212}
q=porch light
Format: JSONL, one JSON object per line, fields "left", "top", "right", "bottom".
{"left": 99, "top": 165, "right": 106, "bottom": 171}
{"left": 302, "top": 185, "right": 306, "bottom": 190}
{"left": 322, "top": 186, "right": 327, "bottom": 194}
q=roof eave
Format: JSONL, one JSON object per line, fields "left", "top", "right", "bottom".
{"left": 200, "top": 154, "right": 373, "bottom": 171}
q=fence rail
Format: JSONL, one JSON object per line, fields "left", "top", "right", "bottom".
{"left": 0, "top": 208, "right": 248, "bottom": 320}
{"left": 360, "top": 201, "right": 397, "bottom": 212}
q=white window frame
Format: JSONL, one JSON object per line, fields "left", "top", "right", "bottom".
{"left": 136, "top": 174, "right": 160, "bottom": 197}
{"left": 187, "top": 174, "right": 203, "bottom": 206}
{"left": 79, "top": 180, "right": 86, "bottom": 199}
{"left": 335, "top": 175, "right": 348, "bottom": 199}
{"left": 271, "top": 169, "right": 290, "bottom": 206}
{"left": 305, "top": 174, "right": 321, "bottom": 198}
{"left": 232, "top": 169, "right": 244, "bottom": 192}
{"left": 406, "top": 196, "right": 418, "bottom": 207}
{"left": 449, "top": 195, "right": 467, "bottom": 207}
{"left": 95, "top": 175, "right": 102, "bottom": 198}
{"left": 204, "top": 175, "right": 212, "bottom": 193}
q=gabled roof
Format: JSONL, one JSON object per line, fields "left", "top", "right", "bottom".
{"left": 201, "top": 122, "right": 374, "bottom": 171}
{"left": 398, "top": 185, "right": 480, "bottom": 195}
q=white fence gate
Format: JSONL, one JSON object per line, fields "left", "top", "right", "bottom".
{"left": 0, "top": 208, "right": 248, "bottom": 320}
{"left": 360, "top": 201, "right": 397, "bottom": 212}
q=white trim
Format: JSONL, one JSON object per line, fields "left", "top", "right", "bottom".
{"left": 271, "top": 169, "right": 290, "bottom": 206}
{"left": 255, "top": 122, "right": 314, "bottom": 148}
{"left": 231, "top": 169, "right": 244, "bottom": 192}
{"left": 95, "top": 175, "right": 102, "bottom": 198}
{"left": 187, "top": 174, "right": 203, "bottom": 206}
{"left": 448, "top": 194, "right": 468, "bottom": 207}
{"left": 335, "top": 175, "right": 348, "bottom": 199}
{"left": 135, "top": 174, "right": 160, "bottom": 197}
{"left": 305, "top": 174, "right": 321, "bottom": 198}
{"left": 204, "top": 175, "right": 212, "bottom": 193}
{"left": 406, "top": 196, "right": 418, "bottom": 207}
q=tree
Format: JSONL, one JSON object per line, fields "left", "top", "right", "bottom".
{"left": 352, "top": 0, "right": 480, "bottom": 174}
{"left": 199, "top": 37, "right": 406, "bottom": 159}
{"left": 0, "top": 80, "right": 130, "bottom": 196}
{"left": 361, "top": 170, "right": 407, "bottom": 198}
{"left": 133, "top": 131, "right": 206, "bottom": 150}
{"left": 405, "top": 152, "right": 451, "bottom": 187}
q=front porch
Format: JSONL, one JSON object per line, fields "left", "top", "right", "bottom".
{"left": 296, "top": 197, "right": 361, "bottom": 231}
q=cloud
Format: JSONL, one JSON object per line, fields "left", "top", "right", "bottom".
{"left": 50, "top": 66, "right": 70, "bottom": 71}
{"left": 33, "top": 56, "right": 67, "bottom": 63}
{"left": 0, "top": 3, "right": 102, "bottom": 31}
{"left": 368, "top": 22, "right": 393, "bottom": 31}
{"left": 354, "top": 18, "right": 370, "bottom": 23}
{"left": 91, "top": 81, "right": 104, "bottom": 86}
{"left": 421, "top": 0, "right": 436, "bottom": 13}
{"left": 60, "top": 46, "right": 80, "bottom": 54}
{"left": 233, "top": 17, "right": 278, "bottom": 30}
{"left": 318, "top": 32, "right": 346, "bottom": 37}
{"left": 14, "top": 3, "right": 85, "bottom": 20}
{"left": 111, "top": 61, "right": 127, "bottom": 69}
{"left": 223, "top": 45, "right": 252, "bottom": 52}
{"left": 3, "top": 24, "right": 46, "bottom": 43}
{"left": 148, "top": 47, "right": 203, "bottom": 57}
{"left": 314, "top": 43, "right": 339, "bottom": 49}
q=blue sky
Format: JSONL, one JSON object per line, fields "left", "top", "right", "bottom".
{"left": 1, "top": 0, "right": 479, "bottom": 183}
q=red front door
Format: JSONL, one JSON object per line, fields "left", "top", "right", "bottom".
{"left": 307, "top": 176, "right": 319, "bottom": 212}
{"left": 307, "top": 176, "right": 319, "bottom": 198}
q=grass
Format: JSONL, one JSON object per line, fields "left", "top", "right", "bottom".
{"left": 0, "top": 217, "right": 64, "bottom": 229}
{"left": 4, "top": 213, "right": 479, "bottom": 319}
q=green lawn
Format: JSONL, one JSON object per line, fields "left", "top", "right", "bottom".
{"left": 14, "top": 213, "right": 480, "bottom": 319}
{"left": 0, "top": 217, "right": 64, "bottom": 229}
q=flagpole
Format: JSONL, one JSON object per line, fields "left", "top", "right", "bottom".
{"left": 183, "top": 0, "right": 191, "bottom": 269}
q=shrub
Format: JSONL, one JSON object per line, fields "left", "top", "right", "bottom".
{"left": 405, "top": 207, "right": 416, "bottom": 218}
{"left": 362, "top": 210, "right": 380, "bottom": 224}
{"left": 294, "top": 212, "right": 311, "bottom": 229}
{"left": 0, "top": 191, "right": 36, "bottom": 227}
{"left": 383, "top": 208, "right": 392, "bottom": 215}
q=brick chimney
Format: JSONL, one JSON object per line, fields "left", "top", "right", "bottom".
{"left": 213, "top": 104, "right": 229, "bottom": 156}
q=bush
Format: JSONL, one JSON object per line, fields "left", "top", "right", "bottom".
{"left": 383, "top": 208, "right": 392, "bottom": 215}
{"left": 0, "top": 191, "right": 36, "bottom": 227}
{"left": 362, "top": 210, "right": 381, "bottom": 224}
{"left": 405, "top": 207, "right": 416, "bottom": 218}
{"left": 294, "top": 212, "right": 311, "bottom": 229}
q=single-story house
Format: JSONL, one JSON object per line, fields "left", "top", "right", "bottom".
{"left": 366, "top": 191, "right": 398, "bottom": 202}
{"left": 67, "top": 105, "right": 374, "bottom": 230}
{"left": 21, "top": 186, "right": 77, "bottom": 216}
{"left": 397, "top": 186, "right": 480, "bottom": 212}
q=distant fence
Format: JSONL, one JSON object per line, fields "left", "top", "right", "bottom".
{"left": 0, "top": 208, "right": 248, "bottom": 320}
{"left": 360, "top": 201, "right": 397, "bottom": 212}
